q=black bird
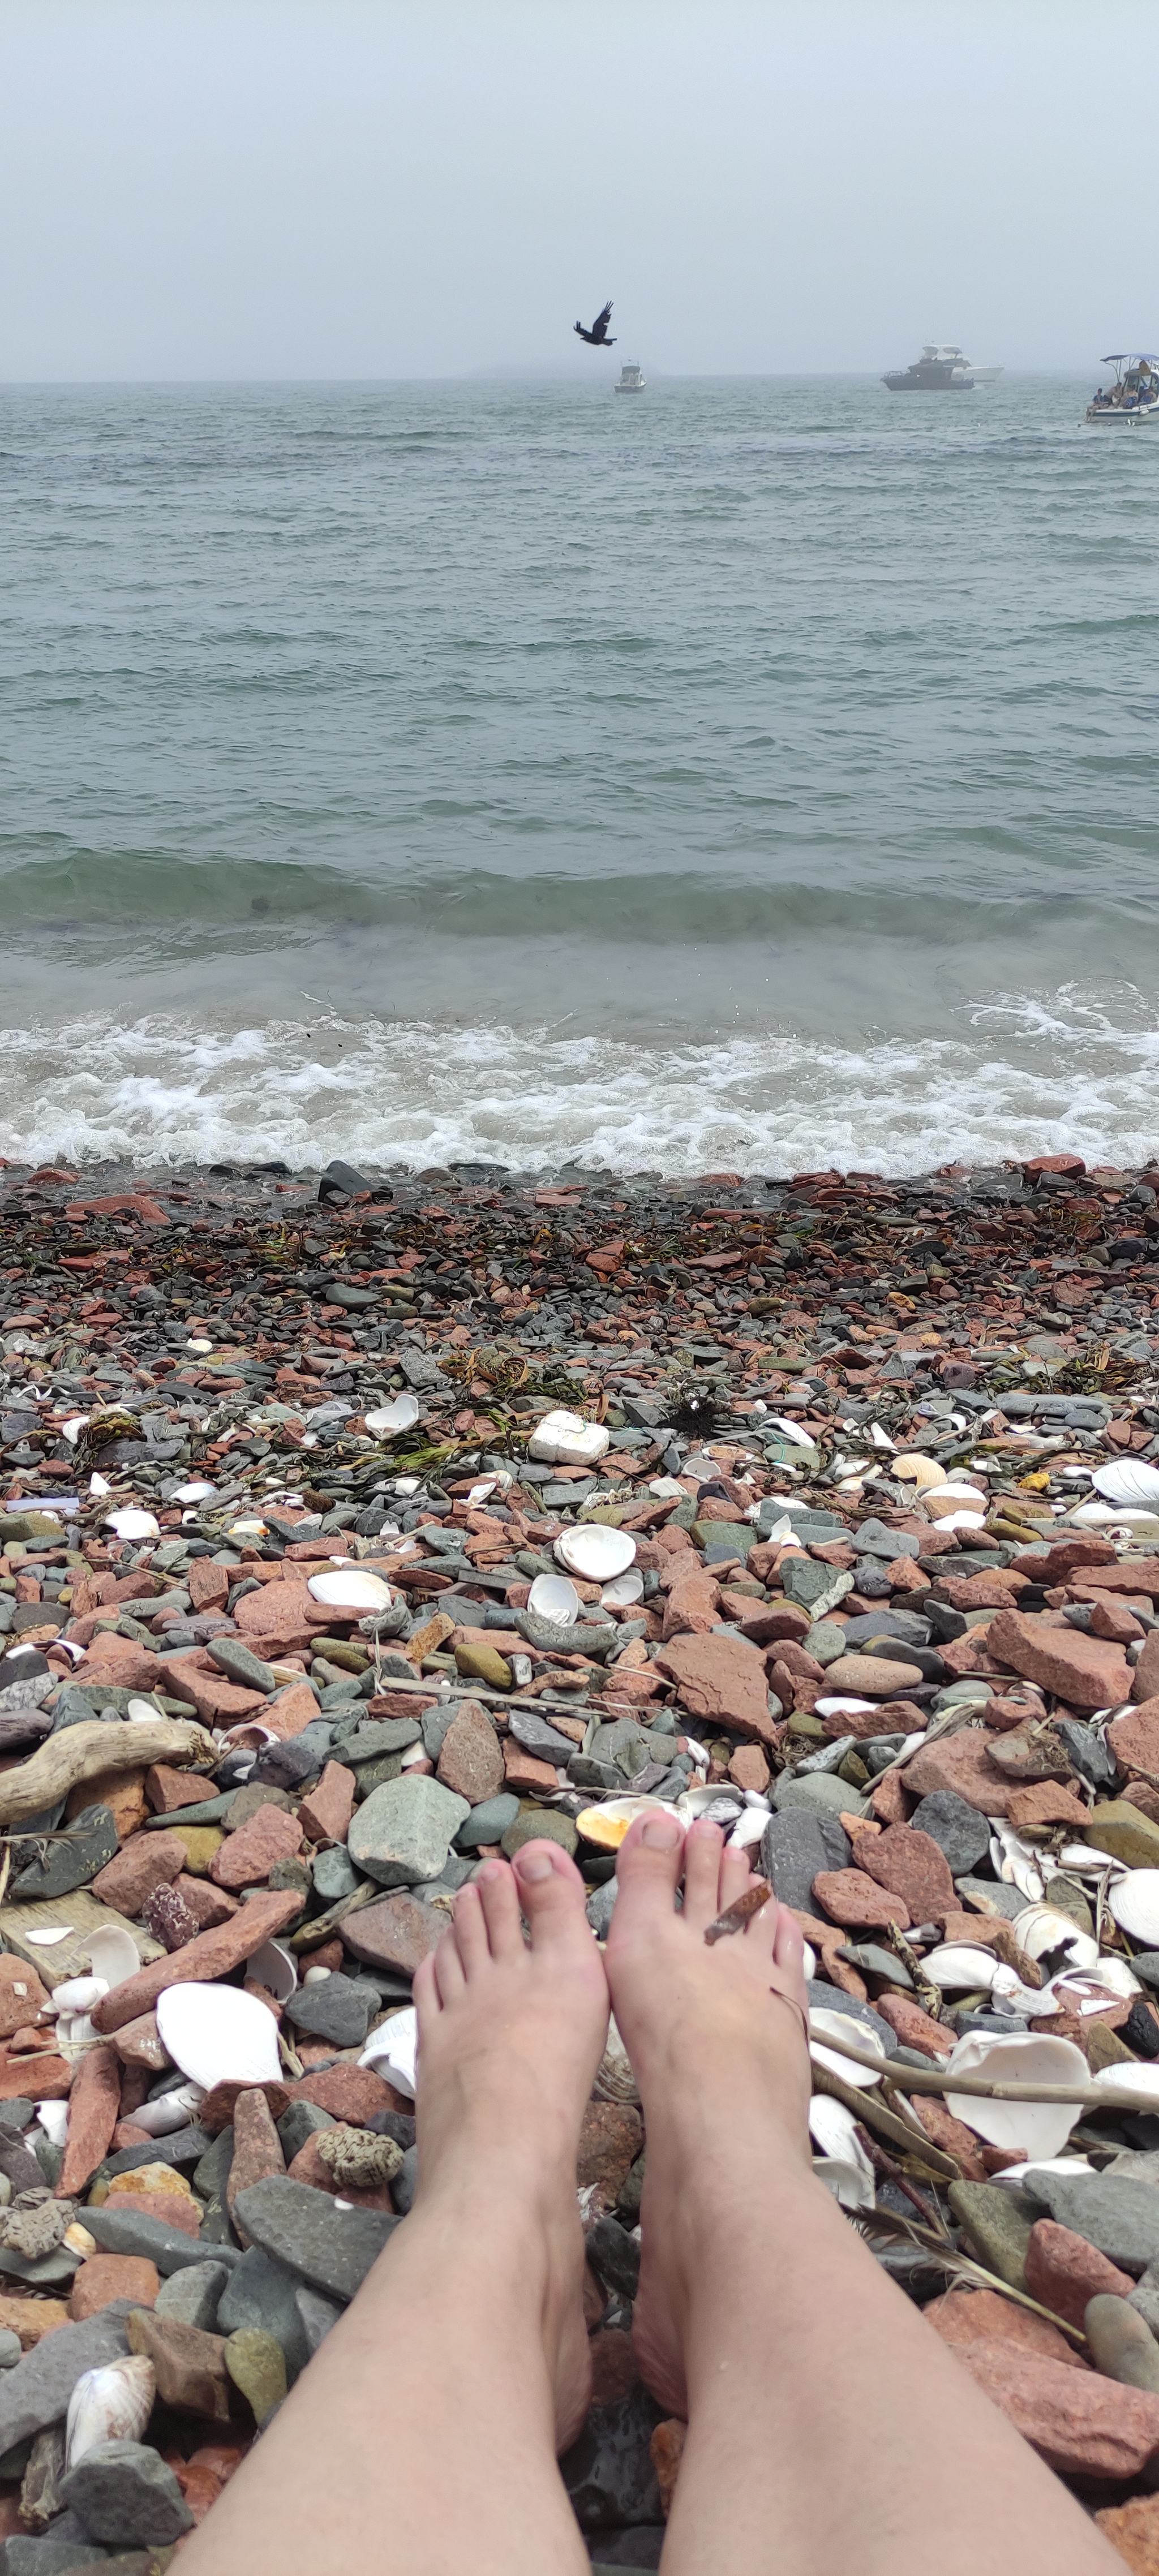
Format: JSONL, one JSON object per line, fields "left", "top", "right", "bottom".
{"left": 574, "top": 300, "right": 616, "bottom": 347}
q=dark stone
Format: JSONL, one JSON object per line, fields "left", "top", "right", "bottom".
{"left": 1020, "top": 2174, "right": 1159, "bottom": 2274}
{"left": 759, "top": 1810, "right": 851, "bottom": 1912}
{"left": 1055, "top": 1719, "right": 1118, "bottom": 1793}
{"left": 283, "top": 1975, "right": 373, "bottom": 2050}
{"left": 58, "top": 2440, "right": 194, "bottom": 2546}
{"left": 908, "top": 1791, "right": 991, "bottom": 1879}
{"left": 231, "top": 2178, "right": 398, "bottom": 2303}
{"left": 80, "top": 2207, "right": 241, "bottom": 2276}
{"left": 508, "top": 1710, "right": 578, "bottom": 1764}
{"left": 561, "top": 2388, "right": 665, "bottom": 2533}
{"left": 10, "top": 1805, "right": 119, "bottom": 1901}
{"left": 216, "top": 2247, "right": 310, "bottom": 2379}
{"left": 0, "top": 2306, "right": 138, "bottom": 2454}
{"left": 586, "top": 2218, "right": 641, "bottom": 2304}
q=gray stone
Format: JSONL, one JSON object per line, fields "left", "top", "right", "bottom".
{"left": 0, "top": 2305, "right": 137, "bottom": 2454}
{"left": 277, "top": 2101, "right": 336, "bottom": 2163}
{"left": 283, "top": 1973, "right": 372, "bottom": 2049}
{"left": 455, "top": 1794, "right": 520, "bottom": 1851}
{"left": 80, "top": 2205, "right": 241, "bottom": 2276}
{"left": 1128, "top": 2264, "right": 1159, "bottom": 2338}
{"left": 508, "top": 1710, "right": 577, "bottom": 1764}
{"left": 294, "top": 2283, "right": 343, "bottom": 2358}
{"left": 1, "top": 2541, "right": 107, "bottom": 2574}
{"left": 589, "top": 1719, "right": 655, "bottom": 1781}
{"left": 561, "top": 2386, "right": 664, "bottom": 2534}
{"left": 804, "top": 1620, "right": 851, "bottom": 1667}
{"left": 1131, "top": 1955, "right": 1159, "bottom": 1995}
{"left": 311, "top": 1847, "right": 359, "bottom": 1904}
{"left": 10, "top": 1805, "right": 119, "bottom": 1902}
{"left": 334, "top": 1716, "right": 422, "bottom": 1761}
{"left": 420, "top": 1704, "right": 456, "bottom": 1760}
{"left": 102, "top": 2125, "right": 210, "bottom": 2180}
{"left": 951, "top": 1877, "right": 1032, "bottom": 1921}
{"left": 774, "top": 1773, "right": 868, "bottom": 1822}
{"left": 804, "top": 1982, "right": 897, "bottom": 2051}
{"left": 586, "top": 1880, "right": 619, "bottom": 1939}
{"left": 909, "top": 1792, "right": 992, "bottom": 1879}
{"left": 838, "top": 1941, "right": 913, "bottom": 1986}
{"left": 0, "top": 2332, "right": 20, "bottom": 2370}
{"left": 1021, "top": 2174, "right": 1159, "bottom": 2274}
{"left": 153, "top": 2262, "right": 228, "bottom": 2332}
{"left": 391, "top": 2144, "right": 418, "bottom": 2215}
{"left": 760, "top": 1810, "right": 851, "bottom": 1912}
{"left": 59, "top": 2440, "right": 194, "bottom": 2546}
{"left": 216, "top": 2246, "right": 309, "bottom": 2379}
{"left": 1054, "top": 1719, "right": 1118, "bottom": 1793}
{"left": 347, "top": 1776, "right": 469, "bottom": 1888}
{"left": 853, "top": 1520, "right": 920, "bottom": 1561}
{"left": 205, "top": 1637, "right": 279, "bottom": 1691}
{"left": 783, "top": 1562, "right": 853, "bottom": 1616}
{"left": 948, "top": 2182, "right": 1035, "bottom": 2289}
{"left": 232, "top": 2178, "right": 398, "bottom": 2303}
{"left": 1085, "top": 2295, "right": 1159, "bottom": 2394}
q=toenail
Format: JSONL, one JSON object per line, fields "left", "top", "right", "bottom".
{"left": 517, "top": 1851, "right": 553, "bottom": 1882}
{"left": 642, "top": 1815, "right": 680, "bottom": 1850}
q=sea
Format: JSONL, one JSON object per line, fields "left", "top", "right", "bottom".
{"left": 3, "top": 371, "right": 1158, "bottom": 1179}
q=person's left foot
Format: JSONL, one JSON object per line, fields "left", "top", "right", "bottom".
{"left": 413, "top": 1843, "right": 610, "bottom": 2450}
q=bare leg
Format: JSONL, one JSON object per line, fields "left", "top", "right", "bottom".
{"left": 183, "top": 1842, "right": 609, "bottom": 2576}
{"left": 606, "top": 1814, "right": 1117, "bottom": 2576}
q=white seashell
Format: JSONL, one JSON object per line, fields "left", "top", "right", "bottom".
{"left": 926, "top": 1510, "right": 987, "bottom": 1534}
{"left": 593, "top": 2017, "right": 640, "bottom": 2106}
{"left": 945, "top": 2032, "right": 1089, "bottom": 2160}
{"left": 922, "top": 1943, "right": 1002, "bottom": 1993}
{"left": 171, "top": 1481, "right": 217, "bottom": 1503}
{"left": 156, "top": 1984, "right": 281, "bottom": 2090}
{"left": 103, "top": 1508, "right": 159, "bottom": 1541}
{"left": 1057, "top": 1842, "right": 1127, "bottom": 1877}
{"left": 892, "top": 1452, "right": 947, "bottom": 1490}
{"left": 89, "top": 1474, "right": 111, "bottom": 1496}
{"left": 649, "top": 1477, "right": 686, "bottom": 1499}
{"left": 602, "top": 1569, "right": 645, "bottom": 1609}
{"left": 1093, "top": 1459, "right": 1159, "bottom": 1508}
{"left": 304, "top": 1965, "right": 333, "bottom": 1984}
{"left": 989, "top": 1821, "right": 1045, "bottom": 1903}
{"left": 1013, "top": 1904, "right": 1099, "bottom": 1972}
{"left": 801, "top": 1941, "right": 817, "bottom": 1981}
{"left": 528, "top": 1574, "right": 581, "bottom": 1627}
{"left": 308, "top": 1569, "right": 393, "bottom": 1610}
{"left": 1110, "top": 1871, "right": 1159, "bottom": 1945}
{"left": 360, "top": 2005, "right": 417, "bottom": 2098}
{"left": 677, "top": 1784, "right": 742, "bottom": 1822}
{"left": 60, "top": 1417, "right": 89, "bottom": 1446}
{"left": 131, "top": 2080, "right": 206, "bottom": 2138}
{"left": 764, "top": 1417, "right": 817, "bottom": 1450}
{"left": 808, "top": 2009, "right": 886, "bottom": 2088}
{"left": 67, "top": 2356, "right": 155, "bottom": 2468}
{"left": 228, "top": 1519, "right": 267, "bottom": 1541}
{"left": 555, "top": 1525, "right": 637, "bottom": 1582}
{"left": 528, "top": 1410, "right": 609, "bottom": 1467}
{"left": 813, "top": 2157, "right": 876, "bottom": 2212}
{"left": 991, "top": 2157, "right": 1094, "bottom": 2192}
{"left": 808, "top": 2094, "right": 877, "bottom": 2188}
{"left": 50, "top": 1977, "right": 109, "bottom": 2014}
{"left": 34, "top": 2101, "right": 70, "bottom": 2146}
{"left": 364, "top": 1395, "right": 422, "bottom": 1438}
{"left": 814, "top": 1696, "right": 878, "bottom": 1718}
{"left": 126, "top": 1698, "right": 163, "bottom": 1724}
{"left": 1043, "top": 1963, "right": 1140, "bottom": 2015}
{"left": 24, "top": 1928, "right": 73, "bottom": 1947}
{"left": 247, "top": 1939, "right": 298, "bottom": 2003}
{"left": 726, "top": 1809, "right": 767, "bottom": 1852}
{"left": 1093, "top": 2063, "right": 1159, "bottom": 2106}
{"left": 86, "top": 1928, "right": 141, "bottom": 1993}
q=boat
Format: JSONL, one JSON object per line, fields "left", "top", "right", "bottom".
{"left": 615, "top": 362, "right": 645, "bottom": 393}
{"left": 1085, "top": 354, "right": 1159, "bottom": 425}
{"left": 882, "top": 343, "right": 1001, "bottom": 392}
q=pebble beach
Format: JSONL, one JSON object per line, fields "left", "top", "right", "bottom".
{"left": 2, "top": 1147, "right": 1159, "bottom": 2561}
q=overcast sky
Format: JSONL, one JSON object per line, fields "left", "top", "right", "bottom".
{"left": 2, "top": 0, "right": 1155, "bottom": 380}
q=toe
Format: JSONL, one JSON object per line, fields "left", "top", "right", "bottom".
{"left": 474, "top": 1858, "right": 525, "bottom": 1960}
{"left": 450, "top": 1878, "right": 491, "bottom": 1973}
{"left": 681, "top": 1818, "right": 726, "bottom": 1930}
{"left": 606, "top": 1812, "right": 685, "bottom": 1944}
{"left": 512, "top": 1840, "right": 594, "bottom": 1954}
{"left": 433, "top": 1923, "right": 467, "bottom": 2008}
{"left": 716, "top": 1844, "right": 753, "bottom": 1913}
{"left": 773, "top": 1900, "right": 808, "bottom": 2001}
{"left": 413, "top": 1950, "right": 440, "bottom": 2036}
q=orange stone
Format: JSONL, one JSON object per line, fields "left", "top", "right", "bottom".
{"left": 70, "top": 2254, "right": 160, "bottom": 2320}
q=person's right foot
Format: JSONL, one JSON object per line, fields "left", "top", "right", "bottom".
{"left": 604, "top": 1814, "right": 812, "bottom": 2415}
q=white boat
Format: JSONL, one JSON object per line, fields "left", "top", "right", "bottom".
{"left": 615, "top": 362, "right": 645, "bottom": 393}
{"left": 883, "top": 343, "right": 1001, "bottom": 392}
{"left": 1086, "top": 354, "right": 1159, "bottom": 425}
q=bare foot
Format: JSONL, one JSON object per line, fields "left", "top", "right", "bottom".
{"left": 604, "top": 1814, "right": 810, "bottom": 2415}
{"left": 413, "top": 1840, "right": 609, "bottom": 2449}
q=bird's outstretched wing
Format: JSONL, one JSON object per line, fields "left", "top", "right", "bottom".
{"left": 574, "top": 320, "right": 594, "bottom": 341}
{"left": 591, "top": 300, "right": 613, "bottom": 341}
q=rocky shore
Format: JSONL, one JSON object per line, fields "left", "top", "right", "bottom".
{"left": 3, "top": 1147, "right": 1159, "bottom": 2566}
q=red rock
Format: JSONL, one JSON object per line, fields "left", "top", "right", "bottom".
{"left": 286, "top": 2065, "right": 400, "bottom": 2123}
{"left": 76, "top": 1637, "right": 164, "bottom": 1691}
{"left": 235, "top": 1584, "right": 330, "bottom": 1656}
{"left": 654, "top": 1632, "right": 776, "bottom": 1745}
{"left": 1025, "top": 1152, "right": 1086, "bottom": 1177}
{"left": 112, "top": 2011, "right": 170, "bottom": 2072}
{"left": 1006, "top": 1782, "right": 1090, "bottom": 1832}
{"left": 662, "top": 1576, "right": 722, "bottom": 1641}
{"left": 956, "top": 2336, "right": 1159, "bottom": 2478}
{"left": 188, "top": 1559, "right": 230, "bottom": 1612}
{"left": 909, "top": 2096, "right": 988, "bottom": 2179}
{"left": 176, "top": 1876, "right": 240, "bottom": 1930}
{"left": 1094, "top": 2494, "right": 1159, "bottom": 2571}
{"left": 187, "top": 2441, "right": 249, "bottom": 2485}
{"left": 91, "top": 1829, "right": 187, "bottom": 1915}
{"left": 504, "top": 1744, "right": 561, "bottom": 1794}
{"left": 261, "top": 1682, "right": 325, "bottom": 1743}
{"left": 0, "top": 2054, "right": 70, "bottom": 2101}
{"left": 110, "top": 2189, "right": 201, "bottom": 2238}
{"left": 226, "top": 2088, "right": 286, "bottom": 2241}
{"left": 146, "top": 1764, "right": 217, "bottom": 1815}
{"left": 899, "top": 1730, "right": 1019, "bottom": 1815}
{"left": 341, "top": 1891, "right": 447, "bottom": 1976}
{"left": 810, "top": 1869, "right": 912, "bottom": 1930}
{"left": 172, "top": 2462, "right": 224, "bottom": 2524}
{"left": 589, "top": 2328, "right": 640, "bottom": 2405}
{"left": 285, "top": 2132, "right": 395, "bottom": 2209}
{"left": 1009, "top": 1536, "right": 1115, "bottom": 1582}
{"left": 162, "top": 1654, "right": 267, "bottom": 1727}
{"left": 70, "top": 2254, "right": 160, "bottom": 2320}
{"left": 0, "top": 1955, "right": 50, "bottom": 2041}
{"left": 435, "top": 1701, "right": 504, "bottom": 1805}
{"left": 1090, "top": 1598, "right": 1147, "bottom": 1645}
{"left": 819, "top": 1653, "right": 926, "bottom": 1700}
{"left": 650, "top": 2418, "right": 686, "bottom": 2519}
{"left": 728, "top": 1743, "right": 771, "bottom": 1794}
{"left": 55, "top": 2043, "right": 121, "bottom": 2197}
{"left": 985, "top": 1608, "right": 1133, "bottom": 1711}
{"left": 296, "top": 1760, "right": 356, "bottom": 1846}
{"left": 924, "top": 2287, "right": 1085, "bottom": 2366}
{"left": 208, "top": 1805, "right": 303, "bottom": 1890}
{"left": 578, "top": 2101, "right": 643, "bottom": 2213}
{"left": 89, "top": 1888, "right": 303, "bottom": 2033}
{"left": 869, "top": 1770, "right": 911, "bottom": 1825}
{"left": 125, "top": 2307, "right": 230, "bottom": 2419}
{"left": 873, "top": 1993, "right": 955, "bottom": 2057}
{"left": 198, "top": 2078, "right": 289, "bottom": 2137}
{"left": 1083, "top": 1559, "right": 1159, "bottom": 1603}
{"left": 1024, "top": 2219, "right": 1136, "bottom": 2332}
{"left": 735, "top": 1602, "right": 810, "bottom": 1646}
{"left": 856, "top": 1824, "right": 955, "bottom": 1917}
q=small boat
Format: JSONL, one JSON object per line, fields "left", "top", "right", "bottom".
{"left": 1085, "top": 354, "right": 1159, "bottom": 425}
{"left": 883, "top": 344, "right": 975, "bottom": 392}
{"left": 615, "top": 362, "right": 645, "bottom": 393}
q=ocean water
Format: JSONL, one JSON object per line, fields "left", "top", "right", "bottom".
{"left": 3, "top": 372, "right": 1158, "bottom": 1174}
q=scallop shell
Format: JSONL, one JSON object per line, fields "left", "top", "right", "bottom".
{"left": 593, "top": 2017, "right": 640, "bottom": 2106}
{"left": 360, "top": 2005, "right": 417, "bottom": 2098}
{"left": 247, "top": 1939, "right": 298, "bottom": 2003}
{"left": 308, "top": 1569, "right": 393, "bottom": 1611}
{"left": 103, "top": 1508, "right": 159, "bottom": 1541}
{"left": 945, "top": 2032, "right": 1089, "bottom": 2160}
{"left": 1093, "top": 1459, "right": 1159, "bottom": 1508}
{"left": 156, "top": 1984, "right": 282, "bottom": 2090}
{"left": 130, "top": 2080, "right": 207, "bottom": 2138}
{"left": 727, "top": 1808, "right": 767, "bottom": 1852}
{"left": 554, "top": 1525, "right": 637, "bottom": 1582}
{"left": 66, "top": 2355, "right": 156, "bottom": 2467}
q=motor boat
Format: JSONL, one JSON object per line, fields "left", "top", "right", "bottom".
{"left": 883, "top": 344, "right": 975, "bottom": 392}
{"left": 1085, "top": 355, "right": 1159, "bottom": 424}
{"left": 615, "top": 362, "right": 645, "bottom": 393}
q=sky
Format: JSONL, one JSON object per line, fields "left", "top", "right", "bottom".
{"left": 1, "top": 0, "right": 1156, "bottom": 380}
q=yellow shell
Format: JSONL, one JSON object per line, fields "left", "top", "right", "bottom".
{"left": 891, "top": 1452, "right": 948, "bottom": 1491}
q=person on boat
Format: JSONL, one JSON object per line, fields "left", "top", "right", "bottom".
{"left": 178, "top": 1820, "right": 1123, "bottom": 2576}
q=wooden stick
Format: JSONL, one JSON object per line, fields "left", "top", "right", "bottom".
{"left": 810, "top": 2061, "right": 960, "bottom": 2178}
{"left": 0, "top": 1717, "right": 216, "bottom": 1829}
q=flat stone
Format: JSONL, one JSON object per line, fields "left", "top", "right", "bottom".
{"left": 0, "top": 2304, "right": 137, "bottom": 2454}
{"left": 0, "top": 1959, "right": 50, "bottom": 2043}
{"left": 209, "top": 1805, "right": 303, "bottom": 1891}
{"left": 454, "top": 1794, "right": 521, "bottom": 1851}
{"left": 340, "top": 1892, "right": 445, "bottom": 1976}
{"left": 296, "top": 1762, "right": 355, "bottom": 1847}
{"left": 59, "top": 2439, "right": 194, "bottom": 2545}
{"left": 1021, "top": 2174, "right": 1159, "bottom": 2275}
{"left": 68, "top": 2256, "right": 159, "bottom": 2321}
{"left": 1086, "top": 1803, "right": 1159, "bottom": 1868}
{"left": 1094, "top": 2495, "right": 1159, "bottom": 2569}
{"left": 89, "top": 1889, "right": 302, "bottom": 2034}
{"left": 759, "top": 1812, "right": 851, "bottom": 1911}
{"left": 436, "top": 1701, "right": 504, "bottom": 1804}
{"left": 11, "top": 1806, "right": 118, "bottom": 1903}
{"left": 653, "top": 1633, "right": 776, "bottom": 1746}
{"left": 153, "top": 2263, "right": 227, "bottom": 2332}
{"left": 986, "top": 1609, "right": 1132, "bottom": 1714}
{"left": 348, "top": 1776, "right": 470, "bottom": 1889}
{"left": 500, "top": 1808, "right": 578, "bottom": 1860}
{"left": 1024, "top": 2219, "right": 1136, "bottom": 2330}
{"left": 856, "top": 1823, "right": 955, "bottom": 1917}
{"left": 225, "top": 2089, "right": 285, "bottom": 2240}
{"left": 908, "top": 1792, "right": 992, "bottom": 1877}
{"left": 284, "top": 1973, "right": 372, "bottom": 2049}
{"left": 231, "top": 2177, "right": 398, "bottom": 2303}
{"left": 774, "top": 1774, "right": 869, "bottom": 1822}
{"left": 312, "top": 1847, "right": 360, "bottom": 1904}
{"left": 1085, "top": 2294, "right": 1159, "bottom": 2397}
{"left": 276, "top": 2102, "right": 336, "bottom": 2163}
{"left": 216, "top": 2246, "right": 310, "bottom": 2380}
{"left": 125, "top": 2307, "right": 230, "bottom": 2421}
{"left": 924, "top": 2284, "right": 1084, "bottom": 2367}
{"left": 956, "top": 2338, "right": 1159, "bottom": 2481}
{"left": 899, "top": 1732, "right": 1018, "bottom": 1816}
{"left": 948, "top": 2182, "right": 1035, "bottom": 2289}
{"left": 80, "top": 2207, "right": 241, "bottom": 2277}
{"left": 810, "top": 1869, "right": 912, "bottom": 1930}
{"left": 90, "top": 1833, "right": 187, "bottom": 1918}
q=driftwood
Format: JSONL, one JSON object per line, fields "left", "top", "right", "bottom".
{"left": 814, "top": 2020, "right": 1157, "bottom": 2117}
{"left": 0, "top": 1718, "right": 216, "bottom": 1829}
{"left": 810, "top": 2058, "right": 959, "bottom": 2178}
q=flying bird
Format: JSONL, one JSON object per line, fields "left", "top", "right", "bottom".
{"left": 574, "top": 300, "right": 616, "bottom": 347}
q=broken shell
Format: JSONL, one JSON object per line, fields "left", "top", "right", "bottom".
{"left": 308, "top": 1568, "right": 393, "bottom": 1611}
{"left": 171, "top": 1481, "right": 217, "bottom": 1504}
{"left": 808, "top": 2091, "right": 877, "bottom": 2211}
{"left": 813, "top": 2158, "right": 877, "bottom": 2212}
{"left": 575, "top": 1797, "right": 675, "bottom": 1851}
{"left": 247, "top": 1939, "right": 298, "bottom": 2003}
{"left": 364, "top": 1395, "right": 422, "bottom": 1437}
{"left": 989, "top": 1821, "right": 1045, "bottom": 1903}
{"left": 1093, "top": 2063, "right": 1159, "bottom": 2107}
{"left": 808, "top": 2008, "right": 885, "bottom": 2088}
{"left": 86, "top": 1927, "right": 141, "bottom": 1993}
{"left": 726, "top": 1809, "right": 767, "bottom": 1852}
{"left": 892, "top": 1452, "right": 947, "bottom": 1490}
{"left": 67, "top": 2355, "right": 156, "bottom": 2469}
{"left": 527, "top": 1574, "right": 580, "bottom": 1627}
{"left": 946, "top": 2031, "right": 1089, "bottom": 2160}
{"left": 1110, "top": 1870, "right": 1159, "bottom": 1945}
{"left": 601, "top": 1569, "right": 645, "bottom": 1609}
{"left": 65, "top": 2223, "right": 96, "bottom": 2257}
{"left": 156, "top": 1984, "right": 281, "bottom": 2091}
{"left": 103, "top": 1508, "right": 160, "bottom": 1541}
{"left": 360, "top": 2005, "right": 417, "bottom": 2098}
{"left": 593, "top": 2016, "right": 641, "bottom": 2106}
{"left": 1092, "top": 1459, "right": 1159, "bottom": 1508}
{"left": 528, "top": 1411, "right": 609, "bottom": 1467}
{"left": 50, "top": 1977, "right": 109, "bottom": 2014}
{"left": 555, "top": 1525, "right": 637, "bottom": 1582}
{"left": 130, "top": 2080, "right": 207, "bottom": 2138}
{"left": 921, "top": 1943, "right": 1002, "bottom": 1992}
{"left": 1013, "top": 1904, "right": 1099, "bottom": 1972}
